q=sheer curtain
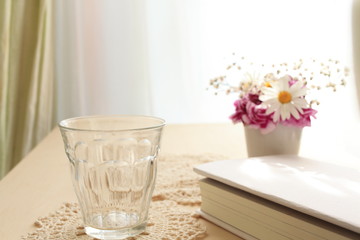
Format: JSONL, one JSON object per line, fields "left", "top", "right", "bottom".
{"left": 55, "top": 0, "right": 357, "bottom": 124}
{"left": 55, "top": 0, "right": 205, "bottom": 123}
{"left": 354, "top": 0, "right": 360, "bottom": 109}
{"left": 0, "top": 0, "right": 55, "bottom": 179}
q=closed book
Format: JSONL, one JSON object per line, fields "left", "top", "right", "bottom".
{"left": 194, "top": 155, "right": 360, "bottom": 240}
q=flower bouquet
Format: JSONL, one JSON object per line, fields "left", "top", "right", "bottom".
{"left": 209, "top": 57, "right": 349, "bottom": 156}
{"left": 230, "top": 74, "right": 317, "bottom": 134}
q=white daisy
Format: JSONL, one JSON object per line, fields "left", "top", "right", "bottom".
{"left": 259, "top": 75, "right": 308, "bottom": 122}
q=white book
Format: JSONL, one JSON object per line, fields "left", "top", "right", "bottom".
{"left": 199, "top": 178, "right": 358, "bottom": 240}
{"left": 194, "top": 155, "right": 360, "bottom": 235}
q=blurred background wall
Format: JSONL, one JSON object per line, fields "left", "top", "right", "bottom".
{"left": 55, "top": 0, "right": 357, "bottom": 123}
{"left": 0, "top": 0, "right": 358, "bottom": 178}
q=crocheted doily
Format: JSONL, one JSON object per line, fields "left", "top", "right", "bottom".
{"left": 22, "top": 154, "right": 224, "bottom": 240}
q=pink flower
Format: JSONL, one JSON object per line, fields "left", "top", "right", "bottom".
{"left": 287, "top": 75, "right": 298, "bottom": 86}
{"left": 230, "top": 94, "right": 276, "bottom": 134}
{"left": 230, "top": 92, "right": 317, "bottom": 134}
{"left": 281, "top": 108, "right": 317, "bottom": 127}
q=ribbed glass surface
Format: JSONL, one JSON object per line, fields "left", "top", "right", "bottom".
{"left": 59, "top": 115, "right": 164, "bottom": 239}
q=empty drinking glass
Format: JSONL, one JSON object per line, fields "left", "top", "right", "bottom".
{"left": 59, "top": 115, "right": 165, "bottom": 239}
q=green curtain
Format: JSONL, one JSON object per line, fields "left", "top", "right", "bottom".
{"left": 0, "top": 0, "right": 56, "bottom": 179}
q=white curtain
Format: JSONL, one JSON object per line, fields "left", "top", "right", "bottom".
{"left": 55, "top": 0, "right": 357, "bottom": 124}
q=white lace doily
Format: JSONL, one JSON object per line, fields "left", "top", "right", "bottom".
{"left": 22, "top": 154, "right": 225, "bottom": 240}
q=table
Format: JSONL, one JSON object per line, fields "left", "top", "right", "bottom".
{"left": 0, "top": 124, "right": 248, "bottom": 239}
{"left": 0, "top": 123, "right": 359, "bottom": 239}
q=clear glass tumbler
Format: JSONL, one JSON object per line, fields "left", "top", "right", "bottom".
{"left": 58, "top": 115, "right": 165, "bottom": 239}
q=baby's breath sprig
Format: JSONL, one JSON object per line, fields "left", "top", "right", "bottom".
{"left": 208, "top": 56, "right": 349, "bottom": 105}
{"left": 278, "top": 58, "right": 349, "bottom": 93}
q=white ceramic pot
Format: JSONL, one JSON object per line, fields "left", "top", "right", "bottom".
{"left": 244, "top": 124, "right": 302, "bottom": 157}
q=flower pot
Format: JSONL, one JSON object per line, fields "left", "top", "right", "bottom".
{"left": 244, "top": 125, "right": 302, "bottom": 157}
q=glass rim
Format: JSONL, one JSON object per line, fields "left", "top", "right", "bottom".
{"left": 58, "top": 114, "right": 165, "bottom": 132}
